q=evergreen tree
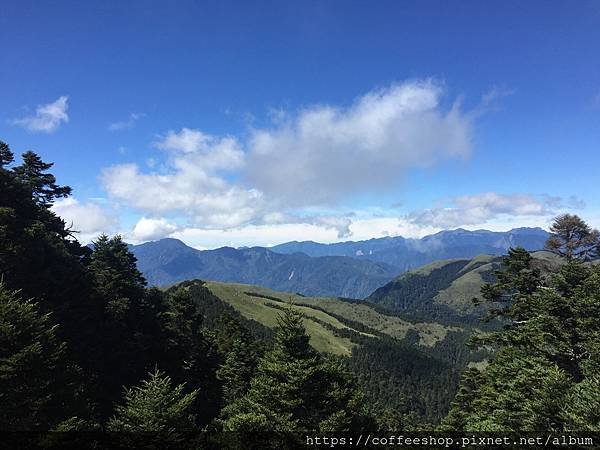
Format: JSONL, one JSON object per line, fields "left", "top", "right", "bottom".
{"left": 12, "top": 151, "right": 71, "bottom": 208}
{"left": 0, "top": 141, "right": 14, "bottom": 167}
{"left": 443, "top": 216, "right": 600, "bottom": 431}
{"left": 562, "top": 377, "right": 600, "bottom": 431}
{"left": 0, "top": 143, "right": 96, "bottom": 348}
{"left": 216, "top": 336, "right": 259, "bottom": 405}
{"left": 545, "top": 213, "right": 600, "bottom": 261}
{"left": 0, "top": 284, "right": 76, "bottom": 430}
{"left": 107, "top": 369, "right": 198, "bottom": 447}
{"left": 87, "top": 235, "right": 167, "bottom": 420}
{"left": 160, "top": 287, "right": 222, "bottom": 425}
{"left": 89, "top": 234, "right": 147, "bottom": 309}
{"left": 212, "top": 313, "right": 261, "bottom": 405}
{"left": 220, "top": 306, "right": 367, "bottom": 446}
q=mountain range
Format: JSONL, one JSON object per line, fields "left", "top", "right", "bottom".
{"left": 130, "top": 227, "right": 550, "bottom": 299}
{"left": 270, "top": 227, "right": 550, "bottom": 270}
{"left": 131, "top": 238, "right": 397, "bottom": 298}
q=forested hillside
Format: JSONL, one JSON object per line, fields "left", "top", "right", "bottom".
{"left": 367, "top": 251, "right": 563, "bottom": 324}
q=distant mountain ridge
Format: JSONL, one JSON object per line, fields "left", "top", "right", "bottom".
{"left": 131, "top": 239, "right": 398, "bottom": 298}
{"left": 130, "top": 227, "right": 550, "bottom": 299}
{"left": 270, "top": 227, "right": 550, "bottom": 271}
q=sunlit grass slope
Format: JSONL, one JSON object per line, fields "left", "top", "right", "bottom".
{"left": 205, "top": 281, "right": 457, "bottom": 354}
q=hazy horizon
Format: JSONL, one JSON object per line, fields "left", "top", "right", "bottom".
{"left": 122, "top": 224, "right": 549, "bottom": 251}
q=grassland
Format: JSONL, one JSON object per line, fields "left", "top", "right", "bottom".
{"left": 433, "top": 259, "right": 497, "bottom": 313}
{"left": 205, "top": 281, "right": 458, "bottom": 354}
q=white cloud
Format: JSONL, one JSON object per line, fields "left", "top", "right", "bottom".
{"left": 348, "top": 217, "right": 440, "bottom": 241}
{"left": 119, "top": 196, "right": 591, "bottom": 249}
{"left": 13, "top": 96, "right": 69, "bottom": 133}
{"left": 407, "top": 193, "right": 584, "bottom": 228}
{"left": 130, "top": 217, "right": 179, "bottom": 241}
{"left": 170, "top": 223, "right": 338, "bottom": 249}
{"left": 153, "top": 216, "right": 442, "bottom": 249}
{"left": 52, "top": 198, "right": 117, "bottom": 242}
{"left": 102, "top": 128, "right": 259, "bottom": 228}
{"left": 101, "top": 81, "right": 475, "bottom": 234}
{"left": 258, "top": 212, "right": 353, "bottom": 238}
{"left": 108, "top": 113, "right": 144, "bottom": 131}
{"left": 154, "top": 128, "right": 214, "bottom": 153}
{"left": 245, "top": 80, "right": 473, "bottom": 206}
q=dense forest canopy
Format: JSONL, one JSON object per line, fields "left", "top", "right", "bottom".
{"left": 1, "top": 140, "right": 600, "bottom": 447}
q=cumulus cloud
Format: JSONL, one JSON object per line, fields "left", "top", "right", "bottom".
{"left": 130, "top": 217, "right": 179, "bottom": 241}
{"left": 102, "top": 128, "right": 260, "bottom": 228}
{"left": 259, "top": 212, "right": 353, "bottom": 238}
{"left": 52, "top": 198, "right": 117, "bottom": 241}
{"left": 171, "top": 223, "right": 339, "bottom": 249}
{"left": 161, "top": 215, "right": 442, "bottom": 249}
{"left": 155, "top": 128, "right": 214, "bottom": 153}
{"left": 101, "top": 81, "right": 475, "bottom": 234}
{"left": 13, "top": 96, "right": 69, "bottom": 133}
{"left": 245, "top": 80, "right": 473, "bottom": 206}
{"left": 407, "top": 193, "right": 584, "bottom": 228}
{"left": 108, "top": 113, "right": 144, "bottom": 131}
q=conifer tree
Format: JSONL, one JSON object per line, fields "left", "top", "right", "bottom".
{"left": 0, "top": 141, "right": 14, "bottom": 167}
{"left": 211, "top": 313, "right": 260, "bottom": 405}
{"left": 12, "top": 151, "right": 71, "bottom": 208}
{"left": 107, "top": 369, "right": 198, "bottom": 446}
{"left": 87, "top": 235, "right": 167, "bottom": 419}
{"left": 160, "top": 286, "right": 222, "bottom": 426}
{"left": 443, "top": 216, "right": 600, "bottom": 432}
{"left": 220, "top": 306, "right": 366, "bottom": 444}
{"left": 216, "top": 336, "right": 259, "bottom": 405}
{"left": 90, "top": 234, "right": 147, "bottom": 310}
{"left": 0, "top": 284, "right": 74, "bottom": 429}
{"left": 0, "top": 142, "right": 95, "bottom": 343}
{"left": 545, "top": 213, "right": 600, "bottom": 261}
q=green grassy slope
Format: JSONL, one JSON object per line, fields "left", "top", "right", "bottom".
{"left": 197, "top": 279, "right": 484, "bottom": 422}
{"left": 205, "top": 281, "right": 459, "bottom": 353}
{"left": 206, "top": 282, "right": 356, "bottom": 355}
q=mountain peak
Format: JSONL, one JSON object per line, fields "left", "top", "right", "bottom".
{"left": 152, "top": 237, "right": 188, "bottom": 246}
{"left": 508, "top": 226, "right": 547, "bottom": 233}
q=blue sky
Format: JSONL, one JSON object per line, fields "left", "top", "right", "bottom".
{"left": 2, "top": 0, "right": 600, "bottom": 248}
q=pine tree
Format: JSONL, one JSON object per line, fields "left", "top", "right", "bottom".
{"left": 0, "top": 143, "right": 96, "bottom": 347}
{"left": 162, "top": 286, "right": 222, "bottom": 426}
{"left": 211, "top": 313, "right": 261, "bottom": 405}
{"left": 438, "top": 368, "right": 484, "bottom": 431}
{"left": 562, "top": 377, "right": 600, "bottom": 431}
{"left": 89, "top": 234, "right": 147, "bottom": 312}
{"left": 443, "top": 216, "right": 600, "bottom": 432}
{"left": 0, "top": 284, "right": 73, "bottom": 429}
{"left": 0, "top": 141, "right": 14, "bottom": 167}
{"left": 545, "top": 214, "right": 600, "bottom": 261}
{"left": 107, "top": 369, "right": 198, "bottom": 447}
{"left": 87, "top": 234, "right": 167, "bottom": 420}
{"left": 216, "top": 336, "right": 259, "bottom": 405}
{"left": 220, "top": 306, "right": 367, "bottom": 446}
{"left": 12, "top": 151, "right": 71, "bottom": 208}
